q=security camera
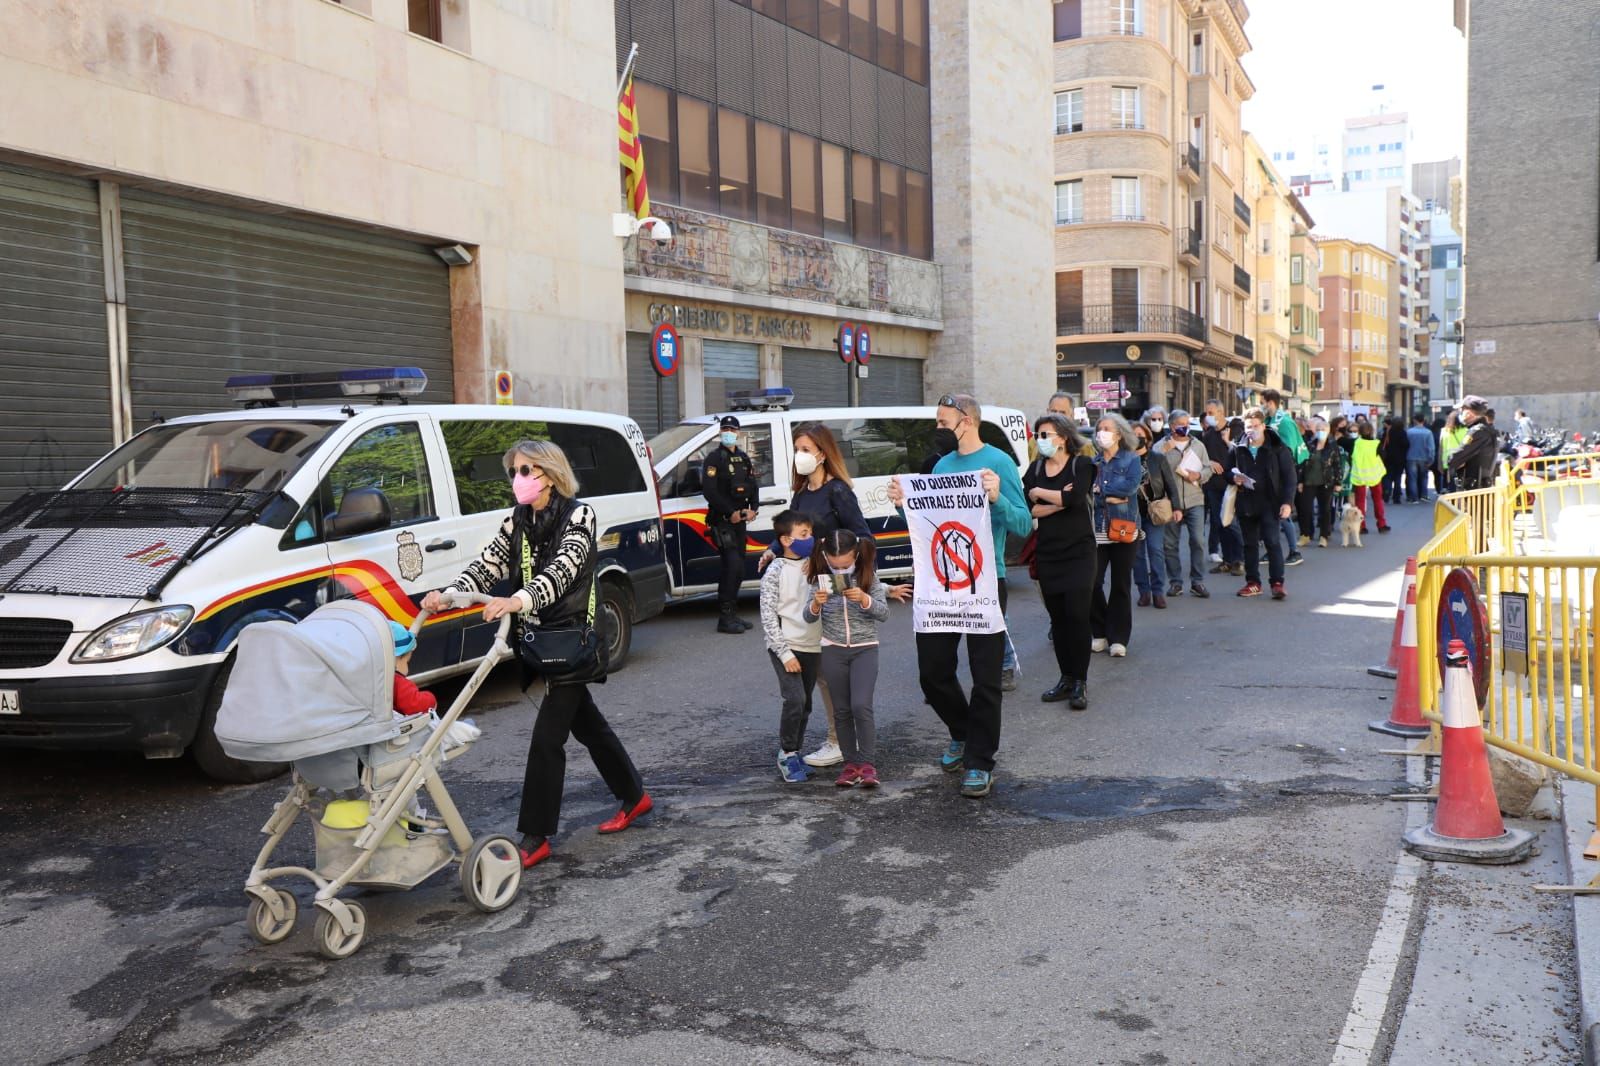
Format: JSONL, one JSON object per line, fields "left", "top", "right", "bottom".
{"left": 638, "top": 217, "right": 673, "bottom": 246}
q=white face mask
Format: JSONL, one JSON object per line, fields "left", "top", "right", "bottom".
{"left": 793, "top": 450, "right": 820, "bottom": 477}
{"left": 1096, "top": 430, "right": 1116, "bottom": 450}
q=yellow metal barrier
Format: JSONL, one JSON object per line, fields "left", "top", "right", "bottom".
{"left": 1508, "top": 451, "right": 1600, "bottom": 515}
{"left": 1432, "top": 485, "right": 1502, "bottom": 556}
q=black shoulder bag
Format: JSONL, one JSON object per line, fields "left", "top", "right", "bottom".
{"left": 516, "top": 518, "right": 608, "bottom": 686}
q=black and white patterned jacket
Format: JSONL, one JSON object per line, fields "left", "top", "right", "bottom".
{"left": 451, "top": 496, "right": 596, "bottom": 624}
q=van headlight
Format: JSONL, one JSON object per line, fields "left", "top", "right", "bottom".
{"left": 71, "top": 606, "right": 195, "bottom": 663}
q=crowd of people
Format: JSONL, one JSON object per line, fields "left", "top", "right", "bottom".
{"left": 420, "top": 390, "right": 1507, "bottom": 868}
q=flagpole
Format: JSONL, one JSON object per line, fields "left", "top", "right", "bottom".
{"left": 617, "top": 42, "right": 639, "bottom": 99}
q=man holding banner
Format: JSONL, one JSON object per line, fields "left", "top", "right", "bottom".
{"left": 888, "top": 394, "right": 1031, "bottom": 798}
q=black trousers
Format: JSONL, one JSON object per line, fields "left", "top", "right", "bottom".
{"left": 1090, "top": 540, "right": 1135, "bottom": 646}
{"left": 1041, "top": 575, "right": 1093, "bottom": 683}
{"left": 714, "top": 521, "right": 746, "bottom": 610}
{"left": 1307, "top": 485, "right": 1336, "bottom": 538}
{"left": 1240, "top": 512, "right": 1285, "bottom": 586}
{"left": 518, "top": 682, "right": 644, "bottom": 839}
{"left": 917, "top": 579, "right": 1007, "bottom": 773}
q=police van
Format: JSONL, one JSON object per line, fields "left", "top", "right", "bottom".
{"left": 649, "top": 389, "right": 1031, "bottom": 596}
{"left": 0, "top": 368, "right": 667, "bottom": 781}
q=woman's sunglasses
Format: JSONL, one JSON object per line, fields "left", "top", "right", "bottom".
{"left": 506, "top": 464, "right": 541, "bottom": 481}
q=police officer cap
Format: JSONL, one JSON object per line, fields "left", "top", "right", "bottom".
{"left": 719, "top": 415, "right": 741, "bottom": 430}
{"left": 1460, "top": 395, "right": 1488, "bottom": 413}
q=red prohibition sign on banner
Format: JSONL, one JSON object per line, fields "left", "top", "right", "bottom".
{"left": 930, "top": 520, "right": 984, "bottom": 591}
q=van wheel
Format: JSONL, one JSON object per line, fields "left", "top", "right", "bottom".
{"left": 599, "top": 581, "right": 633, "bottom": 672}
{"left": 190, "top": 661, "right": 289, "bottom": 784}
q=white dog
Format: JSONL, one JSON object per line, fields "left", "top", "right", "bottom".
{"left": 1339, "top": 503, "right": 1364, "bottom": 547}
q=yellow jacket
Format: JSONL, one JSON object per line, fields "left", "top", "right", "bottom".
{"left": 1351, "top": 437, "right": 1387, "bottom": 487}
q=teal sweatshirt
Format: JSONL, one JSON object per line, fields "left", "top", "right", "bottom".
{"left": 931, "top": 444, "right": 1032, "bottom": 580}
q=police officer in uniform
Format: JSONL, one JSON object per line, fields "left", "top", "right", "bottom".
{"left": 702, "top": 415, "right": 760, "bottom": 633}
{"left": 1447, "top": 395, "right": 1500, "bottom": 490}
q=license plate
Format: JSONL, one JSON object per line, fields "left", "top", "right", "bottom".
{"left": 0, "top": 689, "right": 16, "bottom": 715}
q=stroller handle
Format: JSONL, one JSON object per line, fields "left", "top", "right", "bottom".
{"left": 413, "top": 590, "right": 514, "bottom": 645}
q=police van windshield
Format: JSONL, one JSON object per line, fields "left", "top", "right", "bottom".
{"left": 75, "top": 420, "right": 339, "bottom": 493}
{"left": 649, "top": 422, "right": 711, "bottom": 462}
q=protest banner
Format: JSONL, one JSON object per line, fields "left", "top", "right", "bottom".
{"left": 901, "top": 470, "right": 1004, "bottom": 634}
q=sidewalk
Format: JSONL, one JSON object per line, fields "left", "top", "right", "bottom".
{"left": 1561, "top": 778, "right": 1600, "bottom": 1064}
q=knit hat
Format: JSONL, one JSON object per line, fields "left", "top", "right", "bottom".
{"left": 389, "top": 621, "right": 417, "bottom": 658}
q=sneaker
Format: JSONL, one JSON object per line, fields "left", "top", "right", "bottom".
{"left": 1297, "top": 535, "right": 1311, "bottom": 546}
{"left": 1091, "top": 637, "right": 1109, "bottom": 653}
{"left": 1167, "top": 581, "right": 1184, "bottom": 597}
{"left": 1227, "top": 563, "right": 1246, "bottom": 577}
{"left": 1270, "top": 581, "right": 1287, "bottom": 601}
{"left": 960, "top": 769, "right": 993, "bottom": 798}
{"left": 939, "top": 740, "right": 966, "bottom": 772}
{"left": 804, "top": 741, "right": 844, "bottom": 768}
{"left": 857, "top": 764, "right": 880, "bottom": 789}
{"left": 779, "top": 751, "right": 811, "bottom": 783}
{"left": 1285, "top": 552, "right": 1305, "bottom": 567}
{"left": 1209, "top": 552, "right": 1224, "bottom": 564}
{"left": 835, "top": 763, "right": 864, "bottom": 788}
{"left": 1190, "top": 583, "right": 1209, "bottom": 598}
{"left": 1001, "top": 667, "right": 1017, "bottom": 692}
{"left": 1108, "top": 643, "right": 1127, "bottom": 658}
{"left": 1209, "top": 561, "right": 1231, "bottom": 574}
{"left": 1318, "top": 536, "right": 1329, "bottom": 548}
{"left": 1237, "top": 582, "right": 1263, "bottom": 597}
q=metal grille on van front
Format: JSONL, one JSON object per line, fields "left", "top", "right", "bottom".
{"left": 0, "top": 618, "right": 73, "bottom": 668}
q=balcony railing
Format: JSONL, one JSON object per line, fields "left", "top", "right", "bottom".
{"left": 1234, "top": 264, "right": 1252, "bottom": 293}
{"left": 1179, "top": 228, "right": 1201, "bottom": 259}
{"left": 1182, "top": 144, "right": 1201, "bottom": 174}
{"left": 1248, "top": 357, "right": 1265, "bottom": 381}
{"left": 1234, "top": 194, "right": 1252, "bottom": 225}
{"left": 1055, "top": 121, "right": 1153, "bottom": 136}
{"left": 1281, "top": 373, "right": 1297, "bottom": 393}
{"left": 1057, "top": 303, "right": 1206, "bottom": 343}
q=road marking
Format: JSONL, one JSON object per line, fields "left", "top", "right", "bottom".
{"left": 1329, "top": 756, "right": 1428, "bottom": 1065}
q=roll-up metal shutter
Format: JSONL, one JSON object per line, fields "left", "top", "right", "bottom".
{"left": 781, "top": 346, "right": 849, "bottom": 408}
{"left": 702, "top": 338, "right": 759, "bottom": 413}
{"left": 861, "top": 354, "right": 924, "bottom": 406}
{"left": 0, "top": 164, "right": 112, "bottom": 505}
{"left": 626, "top": 331, "right": 681, "bottom": 437}
{"left": 119, "top": 189, "right": 453, "bottom": 425}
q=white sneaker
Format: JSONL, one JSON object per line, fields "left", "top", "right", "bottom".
{"left": 1091, "top": 638, "right": 1109, "bottom": 653}
{"left": 803, "top": 741, "right": 844, "bottom": 768}
{"left": 1208, "top": 552, "right": 1223, "bottom": 564}
{"left": 1109, "top": 643, "right": 1127, "bottom": 658}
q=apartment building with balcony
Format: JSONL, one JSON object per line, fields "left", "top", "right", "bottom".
{"left": 1312, "top": 236, "right": 1392, "bottom": 410}
{"left": 1244, "top": 133, "right": 1316, "bottom": 408}
{"left": 1049, "top": 0, "right": 1254, "bottom": 417}
{"left": 1288, "top": 222, "right": 1322, "bottom": 408}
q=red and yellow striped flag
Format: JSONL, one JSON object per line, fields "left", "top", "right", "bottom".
{"left": 618, "top": 75, "right": 651, "bottom": 220}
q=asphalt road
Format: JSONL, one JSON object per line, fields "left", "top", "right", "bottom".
{"left": 0, "top": 502, "right": 1513, "bottom": 1065}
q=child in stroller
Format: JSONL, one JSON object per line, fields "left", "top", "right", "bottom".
{"left": 214, "top": 592, "right": 520, "bottom": 960}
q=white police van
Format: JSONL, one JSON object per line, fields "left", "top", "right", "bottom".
{"left": 649, "top": 388, "right": 1031, "bottom": 595}
{"left": 0, "top": 368, "right": 667, "bottom": 781}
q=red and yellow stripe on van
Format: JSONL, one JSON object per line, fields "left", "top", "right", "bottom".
{"left": 196, "top": 560, "right": 478, "bottom": 627}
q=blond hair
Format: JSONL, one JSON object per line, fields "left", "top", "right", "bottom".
{"left": 503, "top": 439, "right": 580, "bottom": 497}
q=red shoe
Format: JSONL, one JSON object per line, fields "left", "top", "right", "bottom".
{"left": 1270, "top": 581, "right": 1286, "bottom": 601}
{"left": 597, "top": 792, "right": 652, "bottom": 834}
{"left": 858, "top": 764, "right": 880, "bottom": 789}
{"left": 518, "top": 836, "right": 551, "bottom": 868}
{"left": 835, "top": 763, "right": 863, "bottom": 788}
{"left": 1237, "top": 582, "right": 1262, "bottom": 597}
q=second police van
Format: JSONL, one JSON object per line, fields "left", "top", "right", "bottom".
{"left": 0, "top": 368, "right": 667, "bottom": 782}
{"left": 649, "top": 389, "right": 1032, "bottom": 596}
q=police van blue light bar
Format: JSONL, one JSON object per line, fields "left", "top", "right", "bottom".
{"left": 225, "top": 367, "right": 428, "bottom": 405}
{"left": 726, "top": 387, "right": 795, "bottom": 412}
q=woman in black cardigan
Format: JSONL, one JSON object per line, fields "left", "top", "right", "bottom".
{"left": 1024, "top": 414, "right": 1098, "bottom": 709}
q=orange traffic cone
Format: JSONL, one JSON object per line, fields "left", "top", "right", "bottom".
{"left": 1404, "top": 640, "right": 1535, "bottom": 863}
{"left": 1368, "top": 556, "right": 1417, "bottom": 679}
{"left": 1369, "top": 581, "right": 1429, "bottom": 738}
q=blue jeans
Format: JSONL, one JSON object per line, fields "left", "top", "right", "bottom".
{"left": 1164, "top": 504, "right": 1208, "bottom": 586}
{"left": 1205, "top": 478, "right": 1242, "bottom": 564}
{"left": 1280, "top": 515, "right": 1299, "bottom": 556}
{"left": 1407, "top": 460, "right": 1431, "bottom": 501}
{"left": 1132, "top": 518, "right": 1168, "bottom": 594}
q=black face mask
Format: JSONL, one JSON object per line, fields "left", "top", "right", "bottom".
{"left": 932, "top": 427, "right": 959, "bottom": 455}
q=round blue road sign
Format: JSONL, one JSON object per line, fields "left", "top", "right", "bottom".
{"left": 857, "top": 326, "right": 872, "bottom": 365}
{"left": 651, "top": 323, "right": 680, "bottom": 377}
{"left": 837, "top": 323, "right": 856, "bottom": 364}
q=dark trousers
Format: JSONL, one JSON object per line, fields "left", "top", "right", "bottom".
{"left": 1301, "top": 485, "right": 1336, "bottom": 539}
{"left": 1205, "top": 477, "right": 1242, "bottom": 564}
{"left": 770, "top": 649, "right": 820, "bottom": 754}
{"left": 1040, "top": 578, "right": 1093, "bottom": 683}
{"left": 1090, "top": 540, "right": 1136, "bottom": 646}
{"left": 1406, "top": 460, "right": 1431, "bottom": 501}
{"left": 917, "top": 579, "right": 1007, "bottom": 773}
{"left": 821, "top": 645, "right": 878, "bottom": 765}
{"left": 518, "top": 683, "right": 644, "bottom": 839}
{"left": 714, "top": 521, "right": 746, "bottom": 610}
{"left": 1240, "top": 511, "right": 1285, "bottom": 586}
{"left": 1383, "top": 468, "right": 1404, "bottom": 502}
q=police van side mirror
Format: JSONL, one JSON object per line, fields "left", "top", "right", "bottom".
{"left": 325, "top": 487, "right": 392, "bottom": 539}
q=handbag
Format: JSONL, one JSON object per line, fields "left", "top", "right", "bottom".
{"left": 1220, "top": 484, "right": 1238, "bottom": 528}
{"left": 516, "top": 526, "right": 608, "bottom": 685}
{"left": 1142, "top": 474, "right": 1174, "bottom": 526}
{"left": 1107, "top": 517, "right": 1138, "bottom": 543}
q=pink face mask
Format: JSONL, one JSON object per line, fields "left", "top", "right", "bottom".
{"left": 512, "top": 472, "right": 545, "bottom": 505}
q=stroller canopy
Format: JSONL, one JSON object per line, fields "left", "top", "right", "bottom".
{"left": 215, "top": 600, "right": 400, "bottom": 764}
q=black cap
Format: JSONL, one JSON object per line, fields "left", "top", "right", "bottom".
{"left": 719, "top": 415, "right": 741, "bottom": 430}
{"left": 1460, "top": 395, "right": 1488, "bottom": 413}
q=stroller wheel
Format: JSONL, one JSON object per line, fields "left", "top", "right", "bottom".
{"left": 461, "top": 835, "right": 523, "bottom": 913}
{"left": 246, "top": 889, "right": 297, "bottom": 945}
{"left": 313, "top": 900, "right": 367, "bottom": 960}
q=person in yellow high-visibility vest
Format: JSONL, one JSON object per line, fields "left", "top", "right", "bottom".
{"left": 1349, "top": 421, "right": 1390, "bottom": 535}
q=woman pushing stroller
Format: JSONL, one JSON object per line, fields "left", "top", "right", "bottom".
{"left": 421, "top": 439, "right": 651, "bottom": 870}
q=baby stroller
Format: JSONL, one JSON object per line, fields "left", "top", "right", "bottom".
{"left": 214, "top": 591, "right": 520, "bottom": 959}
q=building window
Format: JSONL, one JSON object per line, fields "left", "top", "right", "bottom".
{"left": 408, "top": 0, "right": 441, "bottom": 41}
{"left": 1111, "top": 0, "right": 1140, "bottom": 35}
{"left": 635, "top": 81, "right": 677, "bottom": 206}
{"left": 1054, "top": 180, "right": 1082, "bottom": 225}
{"left": 905, "top": 169, "right": 931, "bottom": 258}
{"left": 788, "top": 0, "right": 820, "bottom": 36}
{"left": 1445, "top": 277, "right": 1459, "bottom": 299}
{"left": 676, "top": 95, "right": 716, "bottom": 213}
{"left": 1291, "top": 306, "right": 1303, "bottom": 332}
{"left": 1110, "top": 86, "right": 1142, "bottom": 130}
{"left": 1112, "top": 177, "right": 1141, "bottom": 221}
{"left": 878, "top": 160, "right": 904, "bottom": 251}
{"left": 902, "top": 0, "right": 927, "bottom": 83}
{"left": 821, "top": 142, "right": 849, "bottom": 242}
{"left": 1053, "top": 0, "right": 1082, "bottom": 41}
{"left": 1446, "top": 248, "right": 1460, "bottom": 268}
{"left": 851, "top": 153, "right": 877, "bottom": 247}
{"left": 847, "top": 0, "right": 874, "bottom": 61}
{"left": 1055, "top": 89, "right": 1083, "bottom": 134}
{"left": 1290, "top": 255, "right": 1303, "bottom": 284}
{"left": 1057, "top": 269, "right": 1084, "bottom": 330}
{"left": 1261, "top": 295, "right": 1271, "bottom": 314}
{"left": 1312, "top": 368, "right": 1324, "bottom": 392}
{"left": 789, "top": 132, "right": 820, "bottom": 235}
{"left": 718, "top": 108, "right": 753, "bottom": 218}
{"left": 874, "top": 0, "right": 901, "bottom": 73}
{"left": 1112, "top": 268, "right": 1139, "bottom": 322}
{"left": 1353, "top": 252, "right": 1362, "bottom": 274}
{"left": 820, "top": 0, "right": 846, "bottom": 46}
{"left": 755, "top": 120, "right": 789, "bottom": 229}
{"left": 1190, "top": 31, "right": 1204, "bottom": 74}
